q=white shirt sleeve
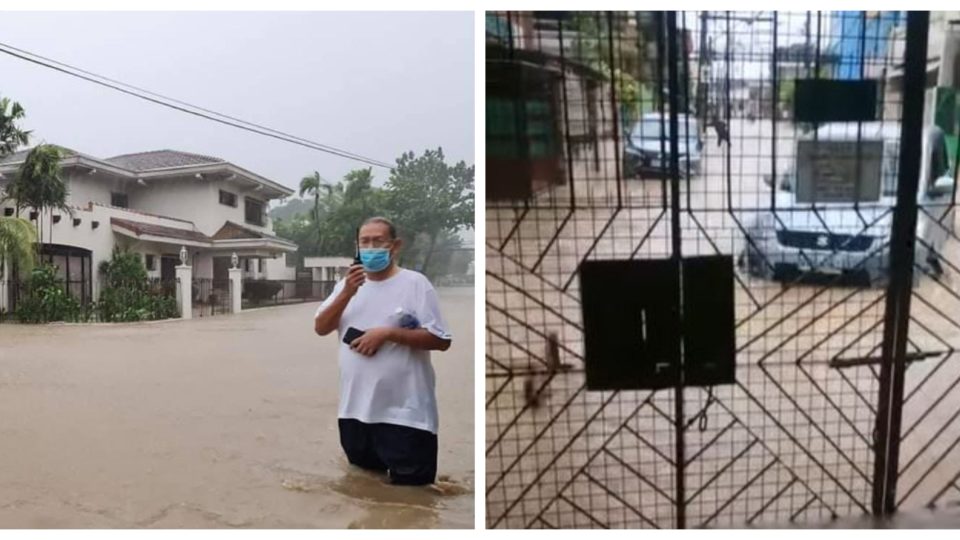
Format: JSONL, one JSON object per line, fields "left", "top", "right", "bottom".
{"left": 416, "top": 277, "right": 452, "bottom": 340}
{"left": 315, "top": 279, "right": 345, "bottom": 319}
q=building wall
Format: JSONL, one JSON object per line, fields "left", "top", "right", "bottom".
{"left": 126, "top": 176, "right": 276, "bottom": 237}
{"left": 0, "top": 198, "right": 208, "bottom": 299}
{"left": 263, "top": 254, "right": 296, "bottom": 280}
{"left": 66, "top": 170, "right": 125, "bottom": 207}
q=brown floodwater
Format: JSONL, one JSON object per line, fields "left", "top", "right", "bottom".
{"left": 0, "top": 287, "right": 474, "bottom": 529}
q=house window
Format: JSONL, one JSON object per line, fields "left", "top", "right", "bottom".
{"left": 219, "top": 190, "right": 237, "bottom": 207}
{"left": 259, "top": 258, "right": 264, "bottom": 272}
{"left": 244, "top": 259, "right": 251, "bottom": 272}
{"left": 245, "top": 198, "right": 265, "bottom": 226}
{"left": 145, "top": 254, "right": 156, "bottom": 271}
{"left": 111, "top": 192, "right": 128, "bottom": 208}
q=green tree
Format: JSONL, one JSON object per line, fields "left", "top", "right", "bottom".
{"left": 273, "top": 213, "right": 316, "bottom": 264}
{"left": 0, "top": 216, "right": 36, "bottom": 280}
{"left": 569, "top": 12, "right": 660, "bottom": 124}
{"left": 7, "top": 144, "right": 71, "bottom": 249}
{"left": 0, "top": 94, "right": 36, "bottom": 281}
{"left": 325, "top": 168, "right": 386, "bottom": 256}
{"left": 298, "top": 171, "right": 333, "bottom": 254}
{"left": 0, "top": 96, "right": 31, "bottom": 157}
{"left": 385, "top": 148, "right": 474, "bottom": 278}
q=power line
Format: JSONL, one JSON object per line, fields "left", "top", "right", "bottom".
{"left": 0, "top": 41, "right": 394, "bottom": 169}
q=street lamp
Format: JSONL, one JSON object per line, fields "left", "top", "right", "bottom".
{"left": 179, "top": 246, "right": 188, "bottom": 266}
{"left": 231, "top": 252, "right": 239, "bottom": 269}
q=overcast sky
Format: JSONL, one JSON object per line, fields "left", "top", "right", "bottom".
{"left": 0, "top": 11, "right": 474, "bottom": 197}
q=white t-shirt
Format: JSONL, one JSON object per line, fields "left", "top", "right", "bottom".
{"left": 315, "top": 268, "right": 451, "bottom": 434}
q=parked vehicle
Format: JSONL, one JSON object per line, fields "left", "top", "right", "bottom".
{"left": 623, "top": 112, "right": 703, "bottom": 178}
{"left": 740, "top": 122, "right": 956, "bottom": 285}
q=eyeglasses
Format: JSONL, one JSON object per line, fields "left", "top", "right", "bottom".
{"left": 358, "top": 239, "right": 393, "bottom": 249}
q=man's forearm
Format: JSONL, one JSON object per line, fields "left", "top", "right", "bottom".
{"left": 387, "top": 328, "right": 451, "bottom": 351}
{"left": 314, "top": 290, "right": 353, "bottom": 335}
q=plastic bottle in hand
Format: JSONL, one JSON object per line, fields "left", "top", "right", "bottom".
{"left": 392, "top": 307, "right": 420, "bottom": 329}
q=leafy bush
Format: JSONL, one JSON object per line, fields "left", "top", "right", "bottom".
{"left": 96, "top": 248, "right": 179, "bottom": 322}
{"left": 15, "top": 263, "right": 85, "bottom": 323}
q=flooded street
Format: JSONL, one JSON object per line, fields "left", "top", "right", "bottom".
{"left": 0, "top": 287, "right": 474, "bottom": 529}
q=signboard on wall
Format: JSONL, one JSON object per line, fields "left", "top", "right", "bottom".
{"left": 795, "top": 140, "right": 884, "bottom": 203}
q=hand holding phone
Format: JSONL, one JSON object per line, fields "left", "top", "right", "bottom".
{"left": 343, "top": 264, "right": 366, "bottom": 296}
{"left": 343, "top": 326, "right": 366, "bottom": 346}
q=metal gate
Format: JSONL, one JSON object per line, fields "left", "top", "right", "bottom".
{"left": 486, "top": 10, "right": 960, "bottom": 528}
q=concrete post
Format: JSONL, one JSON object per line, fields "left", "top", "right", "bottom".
{"left": 228, "top": 267, "right": 242, "bottom": 314}
{"left": 175, "top": 264, "right": 192, "bottom": 320}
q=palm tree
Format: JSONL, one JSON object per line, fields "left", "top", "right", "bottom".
{"left": 0, "top": 96, "right": 31, "bottom": 157}
{"left": 0, "top": 216, "right": 37, "bottom": 279}
{"left": 0, "top": 94, "right": 36, "bottom": 290}
{"left": 7, "top": 144, "right": 70, "bottom": 250}
{"left": 299, "top": 171, "right": 333, "bottom": 255}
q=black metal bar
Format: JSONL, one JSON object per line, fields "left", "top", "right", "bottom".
{"left": 607, "top": 12, "right": 623, "bottom": 209}
{"left": 558, "top": 494, "right": 610, "bottom": 529}
{"left": 498, "top": 206, "right": 530, "bottom": 251}
{"left": 584, "top": 472, "right": 660, "bottom": 528}
{"left": 747, "top": 476, "right": 798, "bottom": 525}
{"left": 628, "top": 209, "right": 665, "bottom": 259}
{"left": 522, "top": 397, "right": 652, "bottom": 528}
{"left": 557, "top": 19, "right": 577, "bottom": 209}
{"left": 487, "top": 270, "right": 583, "bottom": 330}
{"left": 734, "top": 379, "right": 869, "bottom": 514}
{"left": 898, "top": 427, "right": 960, "bottom": 507}
{"left": 486, "top": 240, "right": 583, "bottom": 304}
{"left": 486, "top": 383, "right": 605, "bottom": 502}
{"left": 928, "top": 468, "right": 960, "bottom": 508}
{"left": 770, "top": 12, "right": 779, "bottom": 215}
{"left": 561, "top": 208, "right": 621, "bottom": 291}
{"left": 830, "top": 351, "right": 940, "bottom": 369}
{"left": 601, "top": 448, "right": 676, "bottom": 504}
{"left": 873, "top": 10, "right": 929, "bottom": 517}
{"left": 685, "top": 438, "right": 759, "bottom": 504}
{"left": 485, "top": 302, "right": 584, "bottom": 361}
{"left": 531, "top": 209, "right": 574, "bottom": 272}
{"left": 712, "top": 395, "right": 840, "bottom": 518}
{"left": 701, "top": 457, "right": 778, "bottom": 527}
{"left": 665, "top": 10, "right": 685, "bottom": 529}
{"left": 623, "top": 423, "right": 677, "bottom": 466}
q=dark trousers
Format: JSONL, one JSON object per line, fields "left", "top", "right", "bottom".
{"left": 338, "top": 418, "right": 438, "bottom": 485}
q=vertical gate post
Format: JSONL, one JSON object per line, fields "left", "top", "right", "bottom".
{"left": 229, "top": 266, "right": 242, "bottom": 314}
{"left": 176, "top": 263, "right": 193, "bottom": 320}
{"left": 873, "top": 10, "right": 930, "bottom": 518}
{"left": 665, "top": 10, "right": 687, "bottom": 529}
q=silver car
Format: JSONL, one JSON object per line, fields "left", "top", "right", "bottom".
{"left": 623, "top": 113, "right": 702, "bottom": 178}
{"left": 740, "top": 122, "right": 956, "bottom": 285}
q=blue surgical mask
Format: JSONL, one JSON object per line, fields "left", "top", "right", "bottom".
{"left": 359, "top": 248, "right": 391, "bottom": 272}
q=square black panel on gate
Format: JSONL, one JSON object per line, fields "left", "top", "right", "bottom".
{"left": 580, "top": 259, "right": 680, "bottom": 390}
{"left": 580, "top": 256, "right": 736, "bottom": 390}
{"left": 794, "top": 79, "right": 879, "bottom": 123}
{"left": 682, "top": 255, "right": 736, "bottom": 386}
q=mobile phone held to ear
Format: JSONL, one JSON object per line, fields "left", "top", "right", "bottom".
{"left": 343, "top": 327, "right": 365, "bottom": 346}
{"left": 353, "top": 227, "right": 362, "bottom": 265}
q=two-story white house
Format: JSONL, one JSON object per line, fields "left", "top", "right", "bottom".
{"left": 0, "top": 147, "right": 296, "bottom": 310}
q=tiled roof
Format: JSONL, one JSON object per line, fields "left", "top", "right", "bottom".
{"left": 0, "top": 146, "right": 88, "bottom": 166}
{"left": 105, "top": 149, "right": 225, "bottom": 171}
{"left": 212, "top": 221, "right": 277, "bottom": 241}
{"left": 110, "top": 217, "right": 211, "bottom": 243}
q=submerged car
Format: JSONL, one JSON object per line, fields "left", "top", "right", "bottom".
{"left": 623, "top": 113, "right": 702, "bottom": 178}
{"left": 740, "top": 122, "right": 956, "bottom": 285}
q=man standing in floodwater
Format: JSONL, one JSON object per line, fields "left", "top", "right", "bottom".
{"left": 314, "top": 216, "right": 452, "bottom": 485}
